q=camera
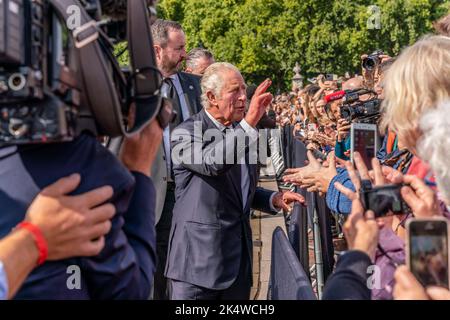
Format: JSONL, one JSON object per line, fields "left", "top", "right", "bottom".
{"left": 340, "top": 88, "right": 381, "bottom": 123}
{"left": 0, "top": 0, "right": 171, "bottom": 147}
{"left": 362, "top": 50, "right": 384, "bottom": 71}
{"left": 325, "top": 74, "right": 335, "bottom": 81}
{"left": 360, "top": 183, "right": 412, "bottom": 218}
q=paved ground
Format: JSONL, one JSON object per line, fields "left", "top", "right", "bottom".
{"left": 249, "top": 179, "right": 286, "bottom": 300}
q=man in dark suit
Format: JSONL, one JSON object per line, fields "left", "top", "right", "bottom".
{"left": 166, "top": 62, "right": 305, "bottom": 299}
{"left": 150, "top": 19, "right": 203, "bottom": 299}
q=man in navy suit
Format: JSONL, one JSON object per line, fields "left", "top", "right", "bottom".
{"left": 0, "top": 119, "right": 162, "bottom": 299}
{"left": 150, "top": 19, "right": 204, "bottom": 300}
{"left": 165, "top": 62, "right": 305, "bottom": 300}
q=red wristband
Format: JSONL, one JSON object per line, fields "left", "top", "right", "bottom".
{"left": 17, "top": 222, "right": 48, "bottom": 266}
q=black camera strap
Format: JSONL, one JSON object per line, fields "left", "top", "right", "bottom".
{"left": 126, "top": 0, "right": 166, "bottom": 132}
{"left": 49, "top": 0, "right": 164, "bottom": 137}
{"left": 49, "top": 0, "right": 124, "bottom": 136}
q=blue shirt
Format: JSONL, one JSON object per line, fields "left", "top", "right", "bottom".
{"left": 0, "top": 260, "right": 7, "bottom": 300}
{"left": 334, "top": 136, "right": 350, "bottom": 161}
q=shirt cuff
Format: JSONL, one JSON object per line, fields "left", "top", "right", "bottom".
{"left": 0, "top": 260, "right": 8, "bottom": 300}
{"left": 239, "top": 119, "right": 259, "bottom": 142}
{"left": 269, "top": 192, "right": 282, "bottom": 213}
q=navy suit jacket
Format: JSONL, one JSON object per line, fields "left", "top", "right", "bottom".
{"left": 0, "top": 134, "right": 157, "bottom": 299}
{"left": 322, "top": 250, "right": 372, "bottom": 300}
{"left": 165, "top": 109, "right": 277, "bottom": 290}
{"left": 177, "top": 71, "right": 203, "bottom": 115}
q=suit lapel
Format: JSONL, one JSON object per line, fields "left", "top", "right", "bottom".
{"left": 182, "top": 92, "right": 195, "bottom": 116}
{"left": 178, "top": 72, "right": 196, "bottom": 116}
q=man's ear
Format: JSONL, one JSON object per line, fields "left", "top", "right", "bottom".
{"left": 207, "top": 90, "right": 218, "bottom": 107}
{"left": 154, "top": 45, "right": 162, "bottom": 62}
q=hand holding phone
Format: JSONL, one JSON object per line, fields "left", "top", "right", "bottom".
{"left": 350, "top": 123, "right": 379, "bottom": 170}
{"left": 400, "top": 175, "right": 441, "bottom": 218}
{"left": 407, "top": 218, "right": 450, "bottom": 289}
{"left": 360, "top": 183, "right": 412, "bottom": 218}
{"left": 307, "top": 123, "right": 317, "bottom": 132}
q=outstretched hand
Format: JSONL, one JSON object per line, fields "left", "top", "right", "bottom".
{"left": 271, "top": 191, "right": 306, "bottom": 212}
{"left": 282, "top": 150, "right": 322, "bottom": 186}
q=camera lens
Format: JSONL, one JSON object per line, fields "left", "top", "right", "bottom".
{"left": 340, "top": 106, "right": 352, "bottom": 120}
{"left": 363, "top": 57, "right": 376, "bottom": 70}
{"left": 8, "top": 73, "right": 27, "bottom": 91}
{"left": 8, "top": 119, "right": 28, "bottom": 138}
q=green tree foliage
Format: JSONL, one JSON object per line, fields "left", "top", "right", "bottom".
{"left": 158, "top": 0, "right": 449, "bottom": 91}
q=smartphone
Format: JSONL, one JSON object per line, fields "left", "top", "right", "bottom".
{"left": 310, "top": 148, "right": 327, "bottom": 161}
{"left": 350, "top": 123, "right": 379, "bottom": 170}
{"left": 407, "top": 218, "right": 450, "bottom": 289}
{"left": 361, "top": 183, "right": 411, "bottom": 218}
{"left": 308, "top": 123, "right": 317, "bottom": 131}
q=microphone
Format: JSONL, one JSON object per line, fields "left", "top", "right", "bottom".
{"left": 324, "top": 90, "right": 345, "bottom": 103}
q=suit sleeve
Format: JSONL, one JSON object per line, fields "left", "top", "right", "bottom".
{"left": 322, "top": 250, "right": 372, "bottom": 300}
{"left": 171, "top": 119, "right": 259, "bottom": 177}
{"left": 251, "top": 187, "right": 278, "bottom": 214}
{"left": 82, "top": 172, "right": 157, "bottom": 299}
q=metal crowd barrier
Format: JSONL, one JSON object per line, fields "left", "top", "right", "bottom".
{"left": 268, "top": 126, "right": 336, "bottom": 299}
{"left": 267, "top": 227, "right": 316, "bottom": 300}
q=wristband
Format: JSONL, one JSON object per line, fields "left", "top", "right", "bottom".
{"left": 17, "top": 222, "right": 48, "bottom": 266}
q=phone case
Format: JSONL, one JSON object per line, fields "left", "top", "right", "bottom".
{"left": 405, "top": 217, "right": 450, "bottom": 289}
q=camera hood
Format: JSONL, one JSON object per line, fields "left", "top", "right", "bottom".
{"left": 50, "top": 0, "right": 165, "bottom": 138}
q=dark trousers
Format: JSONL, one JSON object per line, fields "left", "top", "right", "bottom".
{"left": 153, "top": 184, "right": 176, "bottom": 300}
{"left": 168, "top": 240, "right": 252, "bottom": 300}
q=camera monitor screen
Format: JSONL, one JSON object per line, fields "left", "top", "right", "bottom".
{"left": 350, "top": 123, "right": 378, "bottom": 170}
{"left": 363, "top": 184, "right": 410, "bottom": 218}
{"left": 408, "top": 220, "right": 449, "bottom": 289}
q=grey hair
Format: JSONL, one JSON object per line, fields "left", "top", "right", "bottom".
{"left": 186, "top": 48, "right": 214, "bottom": 70}
{"left": 201, "top": 62, "right": 241, "bottom": 109}
{"left": 418, "top": 100, "right": 450, "bottom": 204}
{"left": 151, "top": 19, "right": 183, "bottom": 47}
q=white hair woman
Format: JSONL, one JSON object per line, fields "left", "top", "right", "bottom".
{"left": 393, "top": 102, "right": 450, "bottom": 300}
{"left": 418, "top": 102, "right": 450, "bottom": 206}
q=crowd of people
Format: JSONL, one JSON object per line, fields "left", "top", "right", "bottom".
{"left": 278, "top": 14, "right": 450, "bottom": 300}
{"left": 0, "top": 4, "right": 450, "bottom": 301}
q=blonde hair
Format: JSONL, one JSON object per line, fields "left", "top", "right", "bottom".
{"left": 381, "top": 35, "right": 450, "bottom": 151}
